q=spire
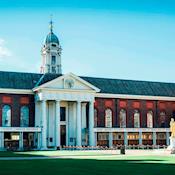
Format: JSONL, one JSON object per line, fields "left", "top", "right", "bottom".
{"left": 49, "top": 15, "right": 53, "bottom": 33}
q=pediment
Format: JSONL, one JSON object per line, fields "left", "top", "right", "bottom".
{"left": 33, "top": 73, "right": 100, "bottom": 92}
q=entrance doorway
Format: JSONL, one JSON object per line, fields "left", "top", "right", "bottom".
{"left": 60, "top": 125, "right": 66, "bottom": 146}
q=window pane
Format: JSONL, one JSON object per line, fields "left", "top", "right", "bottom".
{"left": 119, "top": 109, "right": 126, "bottom": 128}
{"left": 52, "top": 66, "right": 56, "bottom": 73}
{"left": 51, "top": 55, "right": 56, "bottom": 64}
{"left": 20, "top": 106, "right": 29, "bottom": 127}
{"left": 60, "top": 107, "right": 66, "bottom": 121}
{"left": 134, "top": 110, "right": 140, "bottom": 128}
{"left": 94, "top": 109, "right": 98, "bottom": 127}
{"left": 105, "top": 109, "right": 112, "bottom": 128}
{"left": 160, "top": 112, "right": 166, "bottom": 128}
{"left": 2, "top": 105, "right": 11, "bottom": 127}
{"left": 147, "top": 111, "right": 153, "bottom": 128}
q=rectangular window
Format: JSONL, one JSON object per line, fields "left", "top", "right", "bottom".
{"left": 51, "top": 55, "right": 56, "bottom": 65}
{"left": 60, "top": 107, "right": 66, "bottom": 121}
{"left": 50, "top": 138, "right": 53, "bottom": 142}
{"left": 51, "top": 66, "right": 56, "bottom": 73}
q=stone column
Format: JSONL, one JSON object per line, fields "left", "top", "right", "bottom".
{"left": 81, "top": 103, "right": 87, "bottom": 146}
{"left": 95, "top": 132, "right": 97, "bottom": 146}
{"left": 19, "top": 132, "right": 23, "bottom": 150}
{"left": 55, "top": 100, "right": 60, "bottom": 148}
{"left": 139, "top": 131, "right": 142, "bottom": 145}
{"left": 0, "top": 133, "right": 1, "bottom": 150}
{"left": 81, "top": 103, "right": 87, "bottom": 129}
{"left": 89, "top": 101, "right": 95, "bottom": 146}
{"left": 109, "top": 132, "right": 113, "bottom": 148}
{"left": 124, "top": 132, "right": 128, "bottom": 146}
{"left": 37, "top": 132, "right": 41, "bottom": 149}
{"left": 76, "top": 101, "right": 82, "bottom": 146}
{"left": 41, "top": 100, "right": 47, "bottom": 150}
{"left": 153, "top": 132, "right": 157, "bottom": 145}
{"left": 166, "top": 132, "right": 170, "bottom": 146}
{"left": 0, "top": 132, "right": 4, "bottom": 150}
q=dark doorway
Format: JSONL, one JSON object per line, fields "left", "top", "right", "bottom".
{"left": 60, "top": 125, "right": 66, "bottom": 146}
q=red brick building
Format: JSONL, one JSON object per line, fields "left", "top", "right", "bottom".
{"left": 0, "top": 21, "right": 174, "bottom": 150}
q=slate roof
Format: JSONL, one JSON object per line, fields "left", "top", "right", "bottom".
{"left": 81, "top": 76, "right": 175, "bottom": 97}
{"left": 0, "top": 71, "right": 61, "bottom": 89}
{"left": 1, "top": 71, "right": 175, "bottom": 97}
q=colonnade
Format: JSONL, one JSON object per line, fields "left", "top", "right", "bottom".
{"left": 40, "top": 100, "right": 95, "bottom": 150}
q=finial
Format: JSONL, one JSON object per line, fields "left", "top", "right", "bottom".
{"left": 49, "top": 14, "right": 53, "bottom": 33}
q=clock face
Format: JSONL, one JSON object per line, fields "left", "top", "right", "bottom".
{"left": 65, "top": 78, "right": 74, "bottom": 88}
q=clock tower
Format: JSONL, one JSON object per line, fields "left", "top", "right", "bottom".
{"left": 40, "top": 19, "right": 62, "bottom": 74}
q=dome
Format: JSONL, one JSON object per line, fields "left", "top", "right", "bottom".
{"left": 45, "top": 32, "right": 59, "bottom": 45}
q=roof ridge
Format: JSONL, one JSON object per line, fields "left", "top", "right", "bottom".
{"left": 34, "top": 74, "right": 46, "bottom": 87}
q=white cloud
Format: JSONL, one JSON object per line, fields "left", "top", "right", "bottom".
{"left": 0, "top": 38, "right": 12, "bottom": 58}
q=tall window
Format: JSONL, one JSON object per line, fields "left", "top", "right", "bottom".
{"left": 51, "top": 66, "right": 56, "bottom": 73}
{"left": 51, "top": 55, "right": 56, "bottom": 65}
{"left": 60, "top": 107, "right": 66, "bottom": 121}
{"left": 2, "top": 105, "right": 11, "bottom": 127}
{"left": 160, "top": 111, "right": 166, "bottom": 128}
{"left": 20, "top": 106, "right": 29, "bottom": 127}
{"left": 94, "top": 108, "right": 98, "bottom": 127}
{"left": 119, "top": 109, "right": 126, "bottom": 128}
{"left": 105, "top": 108, "right": 112, "bottom": 128}
{"left": 134, "top": 110, "right": 140, "bottom": 128}
{"left": 147, "top": 111, "right": 153, "bottom": 128}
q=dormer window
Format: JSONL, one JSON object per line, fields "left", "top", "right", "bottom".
{"left": 51, "top": 55, "right": 56, "bottom": 65}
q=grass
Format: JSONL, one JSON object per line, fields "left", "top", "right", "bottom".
{"left": 0, "top": 150, "right": 120, "bottom": 157}
{"left": 0, "top": 151, "right": 175, "bottom": 175}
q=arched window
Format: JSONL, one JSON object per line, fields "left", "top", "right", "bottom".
{"left": 119, "top": 109, "right": 126, "bottom": 128}
{"left": 134, "top": 110, "right": 140, "bottom": 128}
{"left": 105, "top": 108, "right": 112, "bottom": 128}
{"left": 160, "top": 111, "right": 166, "bottom": 128}
{"left": 94, "top": 108, "right": 98, "bottom": 127}
{"left": 2, "top": 105, "right": 11, "bottom": 127}
{"left": 147, "top": 111, "right": 153, "bottom": 128}
{"left": 20, "top": 106, "right": 29, "bottom": 127}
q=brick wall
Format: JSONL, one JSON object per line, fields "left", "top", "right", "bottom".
{"left": 0, "top": 93, "right": 35, "bottom": 127}
{"left": 95, "top": 97, "right": 175, "bottom": 128}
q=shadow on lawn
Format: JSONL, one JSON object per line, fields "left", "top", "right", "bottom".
{"left": 0, "top": 151, "right": 47, "bottom": 157}
{"left": 0, "top": 152, "right": 175, "bottom": 175}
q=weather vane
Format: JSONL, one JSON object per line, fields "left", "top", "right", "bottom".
{"left": 49, "top": 14, "right": 53, "bottom": 33}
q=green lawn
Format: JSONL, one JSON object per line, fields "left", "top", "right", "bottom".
{"left": 0, "top": 151, "right": 175, "bottom": 175}
{"left": 0, "top": 150, "right": 119, "bottom": 157}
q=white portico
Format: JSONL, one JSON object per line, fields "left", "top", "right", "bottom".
{"left": 33, "top": 73, "right": 100, "bottom": 149}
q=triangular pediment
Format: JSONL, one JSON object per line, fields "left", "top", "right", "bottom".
{"left": 33, "top": 73, "right": 100, "bottom": 92}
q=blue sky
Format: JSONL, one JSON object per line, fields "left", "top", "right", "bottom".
{"left": 0, "top": 0, "right": 175, "bottom": 82}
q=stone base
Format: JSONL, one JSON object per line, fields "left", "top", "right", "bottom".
{"left": 167, "top": 137, "right": 175, "bottom": 154}
{"left": 40, "top": 147, "right": 48, "bottom": 150}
